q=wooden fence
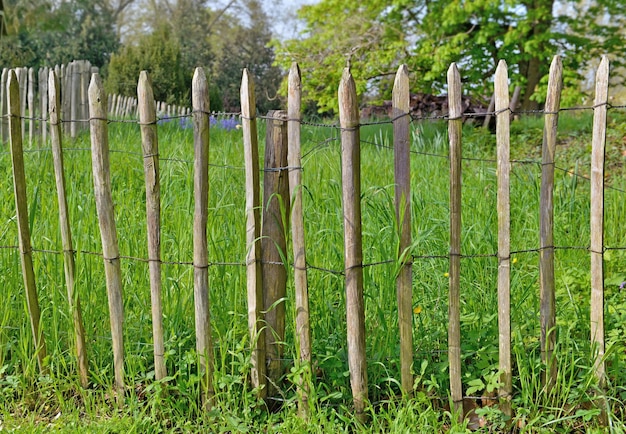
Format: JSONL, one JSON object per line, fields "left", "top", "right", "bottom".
{"left": 1, "top": 55, "right": 616, "bottom": 421}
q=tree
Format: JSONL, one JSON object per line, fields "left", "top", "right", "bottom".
{"left": 274, "top": 0, "right": 626, "bottom": 113}
{"left": 0, "top": 0, "right": 119, "bottom": 68}
{"left": 105, "top": 25, "right": 188, "bottom": 104}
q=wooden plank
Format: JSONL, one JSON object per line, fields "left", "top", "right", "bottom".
{"left": 241, "top": 68, "right": 267, "bottom": 399}
{"left": 495, "top": 59, "right": 512, "bottom": 416}
{"left": 287, "top": 62, "right": 312, "bottom": 417}
{"left": 392, "top": 64, "right": 413, "bottom": 396}
{"left": 339, "top": 67, "right": 368, "bottom": 422}
{"left": 262, "top": 109, "right": 290, "bottom": 402}
{"left": 18, "top": 67, "right": 26, "bottom": 142}
{"left": 191, "top": 67, "right": 215, "bottom": 407}
{"left": 71, "top": 62, "right": 80, "bottom": 138}
{"left": 539, "top": 56, "right": 563, "bottom": 389}
{"left": 88, "top": 73, "right": 125, "bottom": 401}
{"left": 49, "top": 69, "right": 89, "bottom": 387}
{"left": 137, "top": 71, "right": 167, "bottom": 383}
{"left": 7, "top": 70, "right": 48, "bottom": 374}
{"left": 590, "top": 56, "right": 609, "bottom": 385}
{"left": 447, "top": 62, "right": 463, "bottom": 419}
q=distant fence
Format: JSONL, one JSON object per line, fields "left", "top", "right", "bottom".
{"left": 0, "top": 55, "right": 622, "bottom": 421}
{"left": 0, "top": 60, "right": 190, "bottom": 144}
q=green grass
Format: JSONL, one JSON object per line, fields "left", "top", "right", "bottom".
{"left": 0, "top": 111, "right": 625, "bottom": 432}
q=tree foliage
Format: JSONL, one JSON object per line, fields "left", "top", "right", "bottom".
{"left": 274, "top": 0, "right": 626, "bottom": 113}
{"left": 0, "top": 0, "right": 119, "bottom": 68}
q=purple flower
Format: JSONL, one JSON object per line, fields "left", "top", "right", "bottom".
{"left": 179, "top": 117, "right": 192, "bottom": 129}
{"left": 620, "top": 281, "right": 626, "bottom": 290}
{"left": 157, "top": 115, "right": 171, "bottom": 126}
{"left": 209, "top": 115, "right": 218, "bottom": 126}
{"left": 219, "top": 117, "right": 240, "bottom": 131}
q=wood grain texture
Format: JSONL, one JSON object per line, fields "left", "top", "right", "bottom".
{"left": 339, "top": 67, "right": 368, "bottom": 422}
{"left": 392, "top": 64, "right": 413, "bottom": 396}
{"left": 88, "top": 73, "right": 125, "bottom": 400}
{"left": 138, "top": 71, "right": 167, "bottom": 383}
{"left": 49, "top": 69, "right": 88, "bottom": 387}
{"left": 539, "top": 56, "right": 563, "bottom": 389}
{"left": 8, "top": 70, "right": 48, "bottom": 374}
{"left": 262, "top": 109, "right": 289, "bottom": 401}
{"left": 447, "top": 63, "right": 463, "bottom": 419}
{"left": 241, "top": 68, "right": 267, "bottom": 398}
{"left": 287, "top": 63, "right": 312, "bottom": 417}
{"left": 495, "top": 60, "right": 512, "bottom": 416}
{"left": 590, "top": 56, "right": 609, "bottom": 386}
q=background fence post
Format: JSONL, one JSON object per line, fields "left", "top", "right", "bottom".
{"left": 191, "top": 67, "right": 215, "bottom": 407}
{"left": 7, "top": 70, "right": 48, "bottom": 374}
{"left": 241, "top": 68, "right": 267, "bottom": 399}
{"left": 262, "top": 109, "right": 290, "bottom": 402}
{"left": 539, "top": 56, "right": 563, "bottom": 390}
{"left": 287, "top": 62, "right": 312, "bottom": 418}
{"left": 447, "top": 62, "right": 463, "bottom": 419}
{"left": 18, "top": 68, "right": 26, "bottom": 142}
{"left": 1, "top": 68, "right": 7, "bottom": 144}
{"left": 590, "top": 55, "right": 609, "bottom": 386}
{"left": 392, "top": 64, "right": 413, "bottom": 396}
{"left": 338, "top": 67, "right": 368, "bottom": 423}
{"left": 138, "top": 71, "right": 167, "bottom": 383}
{"left": 27, "top": 67, "right": 35, "bottom": 144}
{"left": 88, "top": 73, "right": 125, "bottom": 402}
{"left": 40, "top": 67, "right": 48, "bottom": 144}
{"left": 49, "top": 69, "right": 89, "bottom": 387}
{"left": 495, "top": 60, "right": 512, "bottom": 416}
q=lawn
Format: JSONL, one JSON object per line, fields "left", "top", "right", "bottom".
{"left": 0, "top": 110, "right": 625, "bottom": 432}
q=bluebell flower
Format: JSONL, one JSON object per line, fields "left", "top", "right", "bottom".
{"left": 179, "top": 117, "right": 192, "bottom": 129}
{"left": 210, "top": 115, "right": 218, "bottom": 126}
{"left": 157, "top": 115, "right": 170, "bottom": 126}
{"left": 220, "top": 117, "right": 240, "bottom": 131}
{"left": 620, "top": 281, "right": 625, "bottom": 290}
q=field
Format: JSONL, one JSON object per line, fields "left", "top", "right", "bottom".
{"left": 0, "top": 111, "right": 625, "bottom": 432}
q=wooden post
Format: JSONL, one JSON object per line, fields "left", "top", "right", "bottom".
{"left": 482, "top": 93, "right": 495, "bottom": 129}
{"left": 71, "top": 62, "right": 80, "bottom": 138}
{"left": 287, "top": 63, "right": 312, "bottom": 417}
{"left": 447, "top": 63, "right": 463, "bottom": 418}
{"left": 262, "top": 109, "right": 290, "bottom": 401}
{"left": 62, "top": 64, "right": 71, "bottom": 136}
{"left": 81, "top": 61, "right": 90, "bottom": 131}
{"left": 495, "top": 60, "right": 512, "bottom": 416}
{"left": 49, "top": 70, "right": 89, "bottom": 387}
{"left": 7, "top": 70, "right": 48, "bottom": 373}
{"left": 27, "top": 67, "right": 35, "bottom": 144}
{"left": 1, "top": 68, "right": 7, "bottom": 144}
{"left": 392, "top": 64, "right": 413, "bottom": 396}
{"left": 191, "top": 68, "right": 215, "bottom": 406}
{"left": 18, "top": 68, "right": 27, "bottom": 142}
{"left": 539, "top": 56, "right": 562, "bottom": 390}
{"left": 590, "top": 56, "right": 609, "bottom": 385}
{"left": 40, "top": 67, "right": 49, "bottom": 144}
{"left": 339, "top": 68, "right": 368, "bottom": 422}
{"left": 241, "top": 68, "right": 266, "bottom": 398}
{"left": 138, "top": 71, "right": 167, "bottom": 382}
{"left": 88, "top": 73, "right": 125, "bottom": 400}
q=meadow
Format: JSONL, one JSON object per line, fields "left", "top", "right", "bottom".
{"left": 0, "top": 110, "right": 625, "bottom": 432}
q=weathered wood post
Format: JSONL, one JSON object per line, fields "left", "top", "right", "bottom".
{"left": 1, "top": 68, "right": 8, "bottom": 144}
{"left": 49, "top": 70, "right": 89, "bottom": 387}
{"left": 590, "top": 56, "right": 609, "bottom": 386}
{"left": 287, "top": 62, "right": 312, "bottom": 417}
{"left": 71, "top": 61, "right": 80, "bottom": 138}
{"left": 539, "top": 56, "right": 563, "bottom": 390}
{"left": 137, "top": 71, "right": 167, "bottom": 382}
{"left": 27, "top": 67, "right": 35, "bottom": 143}
{"left": 7, "top": 70, "right": 48, "bottom": 373}
{"left": 88, "top": 73, "right": 125, "bottom": 401}
{"left": 241, "top": 68, "right": 267, "bottom": 399}
{"left": 262, "top": 109, "right": 290, "bottom": 401}
{"left": 40, "top": 67, "right": 49, "bottom": 144}
{"left": 392, "top": 64, "right": 413, "bottom": 396}
{"left": 495, "top": 60, "right": 512, "bottom": 417}
{"left": 18, "top": 67, "right": 27, "bottom": 142}
{"left": 447, "top": 63, "right": 463, "bottom": 419}
{"left": 191, "top": 68, "right": 215, "bottom": 407}
{"left": 338, "top": 67, "right": 368, "bottom": 422}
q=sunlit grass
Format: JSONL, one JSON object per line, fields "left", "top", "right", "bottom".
{"left": 0, "top": 112, "right": 624, "bottom": 431}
